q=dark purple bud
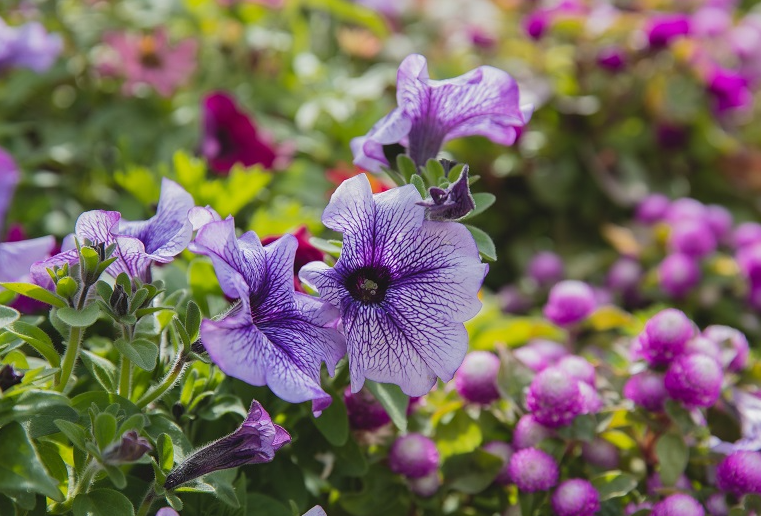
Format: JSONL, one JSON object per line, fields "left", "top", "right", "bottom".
{"left": 110, "top": 283, "right": 130, "bottom": 316}
{"left": 416, "top": 165, "right": 475, "bottom": 221}
{"left": 454, "top": 351, "right": 501, "bottom": 405}
{"left": 0, "top": 365, "right": 23, "bottom": 392}
{"left": 165, "top": 400, "right": 290, "bottom": 489}
{"left": 102, "top": 430, "right": 152, "bottom": 465}
{"left": 607, "top": 257, "right": 642, "bottom": 297}
{"left": 524, "top": 10, "right": 550, "bottom": 40}
{"left": 527, "top": 251, "right": 564, "bottom": 287}
{"left": 343, "top": 387, "right": 391, "bottom": 431}
{"left": 704, "top": 492, "right": 729, "bottom": 516}
{"left": 388, "top": 433, "right": 439, "bottom": 479}
{"left": 597, "top": 46, "right": 626, "bottom": 71}
{"left": 737, "top": 242, "right": 761, "bottom": 283}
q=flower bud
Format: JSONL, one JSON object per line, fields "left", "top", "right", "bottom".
{"left": 636, "top": 194, "right": 670, "bottom": 224}
{"left": 705, "top": 493, "right": 729, "bottom": 516}
{"left": 407, "top": 470, "right": 441, "bottom": 497}
{"left": 551, "top": 478, "right": 600, "bottom": 516}
{"left": 454, "top": 351, "right": 501, "bottom": 405}
{"left": 543, "top": 280, "right": 596, "bottom": 327}
{"left": 344, "top": 387, "right": 390, "bottom": 431}
{"left": 706, "top": 204, "right": 733, "bottom": 242}
{"left": 527, "top": 251, "right": 564, "bottom": 288}
{"left": 513, "top": 414, "right": 554, "bottom": 449}
{"left": 102, "top": 430, "right": 152, "bottom": 465}
{"left": 55, "top": 276, "right": 78, "bottom": 299}
{"left": 555, "top": 355, "right": 596, "bottom": 386}
{"left": 658, "top": 253, "right": 700, "bottom": 299}
{"left": 110, "top": 283, "right": 130, "bottom": 316}
{"left": 388, "top": 434, "right": 439, "bottom": 479}
{"left": 0, "top": 365, "right": 23, "bottom": 392}
{"left": 669, "top": 221, "right": 717, "bottom": 258}
{"left": 665, "top": 198, "right": 707, "bottom": 226}
{"left": 508, "top": 447, "right": 558, "bottom": 492}
{"left": 639, "top": 308, "right": 695, "bottom": 366}
{"left": 624, "top": 371, "right": 668, "bottom": 412}
{"left": 606, "top": 258, "right": 642, "bottom": 295}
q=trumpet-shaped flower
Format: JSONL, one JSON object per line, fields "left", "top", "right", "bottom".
{"left": 190, "top": 218, "right": 346, "bottom": 413}
{"left": 351, "top": 54, "right": 531, "bottom": 172}
{"left": 300, "top": 174, "right": 487, "bottom": 397}
{"left": 165, "top": 400, "right": 290, "bottom": 489}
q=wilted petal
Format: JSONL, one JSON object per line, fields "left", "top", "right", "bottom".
{"left": 120, "top": 178, "right": 194, "bottom": 262}
{"left": 1, "top": 236, "right": 56, "bottom": 283}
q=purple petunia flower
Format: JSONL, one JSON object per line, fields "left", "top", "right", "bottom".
{"left": 0, "top": 18, "right": 62, "bottom": 73}
{"left": 164, "top": 399, "right": 290, "bottom": 489}
{"left": 351, "top": 54, "right": 532, "bottom": 172}
{"left": 190, "top": 218, "right": 346, "bottom": 413}
{"left": 201, "top": 91, "right": 279, "bottom": 175}
{"left": 0, "top": 236, "right": 57, "bottom": 284}
{"left": 300, "top": 174, "right": 487, "bottom": 397}
{"left": 0, "top": 148, "right": 19, "bottom": 235}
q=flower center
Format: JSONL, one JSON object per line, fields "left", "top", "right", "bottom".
{"left": 345, "top": 266, "right": 390, "bottom": 304}
{"left": 138, "top": 36, "right": 163, "bottom": 68}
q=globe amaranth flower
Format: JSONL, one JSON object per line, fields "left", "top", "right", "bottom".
{"left": 606, "top": 257, "right": 642, "bottom": 296}
{"left": 0, "top": 148, "right": 19, "bottom": 235}
{"left": 190, "top": 218, "right": 346, "bottom": 413}
{"left": 704, "top": 493, "right": 729, "bottom": 516}
{"left": 351, "top": 54, "right": 532, "bottom": 172}
{"left": 454, "top": 351, "right": 501, "bottom": 405}
{"left": 658, "top": 253, "right": 700, "bottom": 299}
{"left": 482, "top": 441, "right": 513, "bottom": 485}
{"left": 543, "top": 280, "right": 596, "bottom": 327}
{"left": 636, "top": 193, "right": 670, "bottom": 224}
{"left": 665, "top": 198, "right": 707, "bottom": 226}
{"left": 597, "top": 46, "right": 626, "bottom": 72}
{"left": 702, "top": 325, "right": 749, "bottom": 372}
{"left": 300, "top": 174, "right": 487, "bottom": 397}
{"left": 624, "top": 371, "right": 668, "bottom": 412}
{"left": 388, "top": 433, "right": 439, "bottom": 478}
{"left": 651, "top": 494, "right": 704, "bottom": 516}
{"left": 665, "top": 353, "right": 723, "bottom": 408}
{"left": 715, "top": 451, "right": 761, "bottom": 496}
{"left": 526, "top": 367, "right": 584, "bottom": 428}
{"left": 646, "top": 472, "right": 692, "bottom": 494}
{"left": 513, "top": 414, "right": 554, "bottom": 449}
{"left": 706, "top": 204, "right": 733, "bottom": 242}
{"left": 668, "top": 221, "right": 717, "bottom": 258}
{"left": 733, "top": 221, "right": 761, "bottom": 249}
{"left": 508, "top": 447, "right": 559, "bottom": 492}
{"left": 0, "top": 18, "right": 62, "bottom": 73}
{"left": 201, "top": 91, "right": 280, "bottom": 175}
{"left": 407, "top": 470, "right": 441, "bottom": 497}
{"left": 736, "top": 242, "right": 761, "bottom": 282}
{"left": 551, "top": 479, "right": 600, "bottom": 516}
{"left": 514, "top": 339, "right": 569, "bottom": 372}
{"left": 639, "top": 308, "right": 695, "bottom": 366}
{"left": 101, "top": 28, "right": 197, "bottom": 97}
{"left": 707, "top": 68, "right": 753, "bottom": 114}
{"left": 165, "top": 400, "right": 290, "bottom": 489}
{"left": 555, "top": 355, "right": 596, "bottom": 386}
{"left": 344, "top": 386, "right": 391, "bottom": 430}
{"left": 581, "top": 438, "right": 619, "bottom": 469}
{"left": 645, "top": 14, "right": 691, "bottom": 48}
{"left": 32, "top": 179, "right": 194, "bottom": 284}
{"left": 527, "top": 251, "right": 564, "bottom": 288}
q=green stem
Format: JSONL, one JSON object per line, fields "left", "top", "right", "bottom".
{"left": 119, "top": 356, "right": 132, "bottom": 399}
{"left": 135, "top": 487, "right": 156, "bottom": 516}
{"left": 55, "top": 325, "right": 83, "bottom": 392}
{"left": 135, "top": 353, "right": 187, "bottom": 409}
{"left": 48, "top": 460, "right": 100, "bottom": 513}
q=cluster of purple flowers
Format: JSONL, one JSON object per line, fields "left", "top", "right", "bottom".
{"left": 0, "top": 17, "right": 62, "bottom": 74}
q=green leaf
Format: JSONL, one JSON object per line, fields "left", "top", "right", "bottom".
{"left": 442, "top": 450, "right": 502, "bottom": 494}
{"left": 308, "top": 237, "right": 342, "bottom": 257}
{"left": 95, "top": 280, "right": 113, "bottom": 302}
{"left": 70, "top": 392, "right": 140, "bottom": 419}
{"left": 80, "top": 350, "right": 117, "bottom": 391}
{"left": 113, "top": 338, "right": 158, "bottom": 371}
{"left": 57, "top": 303, "right": 101, "bottom": 328}
{"left": 655, "top": 433, "right": 689, "bottom": 486}
{"left": 103, "top": 465, "right": 127, "bottom": 489}
{"left": 463, "top": 224, "right": 497, "bottom": 262}
{"left": 0, "top": 390, "right": 77, "bottom": 438}
{"left": 312, "top": 391, "right": 349, "bottom": 447}
{"left": 396, "top": 154, "right": 419, "bottom": 183}
{"left": 72, "top": 488, "right": 135, "bottom": 516}
{"left": 410, "top": 174, "right": 426, "bottom": 197}
{"left": 462, "top": 193, "right": 496, "bottom": 220}
{"left": 129, "top": 288, "right": 149, "bottom": 314}
{"left": 157, "top": 433, "right": 174, "bottom": 472}
{"left": 424, "top": 158, "right": 446, "bottom": 185}
{"left": 0, "top": 282, "right": 67, "bottom": 308}
{"left": 0, "top": 305, "right": 20, "bottom": 329}
{"left": 333, "top": 437, "right": 369, "bottom": 477}
{"left": 365, "top": 381, "right": 408, "bottom": 432}
{"left": 591, "top": 471, "right": 638, "bottom": 500}
{"left": 54, "top": 420, "right": 88, "bottom": 451}
{"left": 5, "top": 321, "right": 61, "bottom": 367}
{"left": 435, "top": 410, "right": 482, "bottom": 458}
{"left": 0, "top": 422, "right": 64, "bottom": 501}
{"left": 95, "top": 412, "right": 118, "bottom": 450}
{"left": 185, "top": 301, "right": 201, "bottom": 342}
{"left": 245, "top": 494, "right": 290, "bottom": 516}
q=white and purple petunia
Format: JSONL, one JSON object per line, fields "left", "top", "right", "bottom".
{"left": 189, "top": 218, "right": 346, "bottom": 414}
{"left": 351, "top": 54, "right": 532, "bottom": 172}
{"left": 31, "top": 178, "right": 194, "bottom": 284}
{"left": 299, "top": 174, "right": 488, "bottom": 397}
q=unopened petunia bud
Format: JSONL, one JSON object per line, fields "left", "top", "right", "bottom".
{"left": 110, "top": 283, "right": 130, "bottom": 316}
{"left": 102, "top": 430, "right": 152, "bottom": 465}
{"left": 0, "top": 365, "right": 23, "bottom": 392}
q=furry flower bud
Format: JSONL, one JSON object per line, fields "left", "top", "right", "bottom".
{"left": 551, "top": 478, "right": 600, "bottom": 516}
{"left": 543, "top": 280, "right": 596, "bottom": 327}
{"left": 664, "top": 353, "right": 723, "bottom": 408}
{"left": 715, "top": 451, "right": 761, "bottom": 496}
{"left": 526, "top": 367, "right": 583, "bottom": 428}
{"left": 508, "top": 448, "right": 559, "bottom": 492}
{"left": 388, "top": 434, "right": 439, "bottom": 479}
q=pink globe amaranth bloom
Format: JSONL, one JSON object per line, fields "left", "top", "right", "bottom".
{"left": 508, "top": 448, "right": 559, "bottom": 492}
{"left": 733, "top": 222, "right": 761, "bottom": 249}
{"left": 665, "top": 198, "right": 707, "bottom": 226}
{"left": 684, "top": 336, "right": 722, "bottom": 364}
{"left": 578, "top": 381, "right": 602, "bottom": 414}
{"left": 639, "top": 309, "right": 695, "bottom": 367}
{"left": 706, "top": 205, "right": 733, "bottom": 242}
{"left": 527, "top": 251, "right": 564, "bottom": 287}
{"left": 524, "top": 10, "right": 550, "bottom": 40}
{"left": 606, "top": 258, "right": 642, "bottom": 295}
{"left": 555, "top": 355, "right": 595, "bottom": 386}
{"left": 647, "top": 472, "right": 692, "bottom": 494}
{"left": 692, "top": 7, "right": 733, "bottom": 38}
{"left": 388, "top": 434, "right": 439, "bottom": 479}
{"left": 597, "top": 46, "right": 626, "bottom": 71}
{"left": 102, "top": 28, "right": 197, "bottom": 97}
{"left": 646, "top": 14, "right": 691, "bottom": 48}
{"left": 665, "top": 353, "right": 723, "bottom": 408}
{"left": 658, "top": 253, "right": 700, "bottom": 299}
{"left": 514, "top": 339, "right": 569, "bottom": 372}
{"left": 526, "top": 367, "right": 584, "bottom": 428}
{"left": 551, "top": 478, "right": 600, "bottom": 516}
{"left": 543, "top": 280, "right": 596, "bottom": 327}
{"left": 703, "top": 325, "right": 749, "bottom": 372}
{"left": 707, "top": 68, "right": 753, "bottom": 114}
{"left": 624, "top": 371, "right": 668, "bottom": 412}
{"left": 454, "top": 351, "right": 501, "bottom": 405}
{"left": 344, "top": 387, "right": 391, "bottom": 431}
{"left": 636, "top": 193, "right": 670, "bottom": 224}
{"left": 581, "top": 438, "right": 619, "bottom": 469}
{"left": 668, "top": 221, "right": 717, "bottom": 258}
{"left": 651, "top": 493, "right": 704, "bottom": 516}
{"left": 704, "top": 493, "right": 729, "bottom": 516}
{"left": 716, "top": 451, "right": 761, "bottom": 496}
{"left": 407, "top": 470, "right": 440, "bottom": 497}
{"left": 513, "top": 414, "right": 554, "bottom": 449}
{"left": 736, "top": 242, "right": 761, "bottom": 283}
{"left": 201, "top": 91, "right": 279, "bottom": 175}
{"left": 482, "top": 441, "right": 514, "bottom": 485}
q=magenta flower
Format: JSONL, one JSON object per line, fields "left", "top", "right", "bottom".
{"left": 388, "top": 433, "right": 439, "bottom": 479}
{"left": 454, "top": 351, "right": 501, "bottom": 405}
{"left": 190, "top": 218, "right": 346, "bottom": 413}
{"left": 300, "top": 175, "right": 487, "bottom": 397}
{"left": 707, "top": 67, "right": 753, "bottom": 113}
{"left": 165, "top": 400, "right": 290, "bottom": 489}
{"left": 526, "top": 367, "right": 584, "bottom": 428}
{"left": 543, "top": 280, "right": 596, "bottom": 327}
{"left": 0, "top": 18, "right": 62, "bottom": 73}
{"left": 102, "top": 28, "right": 197, "bottom": 97}
{"left": 200, "top": 92, "right": 279, "bottom": 175}
{"left": 351, "top": 54, "right": 531, "bottom": 172}
{"left": 658, "top": 253, "right": 700, "bottom": 299}
{"left": 0, "top": 148, "right": 19, "bottom": 235}
{"left": 508, "top": 448, "right": 558, "bottom": 492}
{"left": 651, "top": 494, "right": 704, "bottom": 516}
{"left": 664, "top": 353, "right": 723, "bottom": 408}
{"left": 635, "top": 193, "right": 670, "bottom": 224}
{"left": 645, "top": 14, "right": 691, "bottom": 48}
{"left": 551, "top": 479, "right": 600, "bottom": 516}
{"left": 624, "top": 371, "right": 668, "bottom": 412}
{"left": 513, "top": 414, "right": 554, "bottom": 449}
{"left": 344, "top": 387, "right": 391, "bottom": 430}
{"left": 527, "top": 251, "right": 564, "bottom": 288}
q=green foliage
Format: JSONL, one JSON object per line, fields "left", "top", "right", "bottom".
{"left": 364, "top": 381, "right": 408, "bottom": 432}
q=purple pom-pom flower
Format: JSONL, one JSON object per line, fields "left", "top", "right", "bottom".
{"left": 551, "top": 478, "right": 600, "bottom": 516}
{"left": 300, "top": 175, "right": 487, "bottom": 397}
{"left": 624, "top": 371, "right": 668, "bottom": 412}
{"left": 651, "top": 493, "right": 704, "bottom": 516}
{"left": 639, "top": 308, "right": 694, "bottom": 366}
{"left": 514, "top": 339, "right": 569, "bottom": 372}
{"left": 581, "top": 438, "right": 619, "bottom": 469}
{"left": 733, "top": 222, "right": 761, "bottom": 249}
{"left": 344, "top": 387, "right": 391, "bottom": 431}
{"left": 645, "top": 14, "right": 691, "bottom": 48}
{"left": 527, "top": 251, "right": 564, "bottom": 287}
{"left": 702, "top": 325, "right": 749, "bottom": 372}
{"left": 715, "top": 451, "right": 761, "bottom": 496}
{"left": 635, "top": 193, "right": 670, "bottom": 224}
{"left": 664, "top": 353, "right": 723, "bottom": 408}
{"left": 454, "top": 351, "right": 501, "bottom": 405}
{"left": 658, "top": 253, "right": 700, "bottom": 299}
{"left": 388, "top": 433, "right": 439, "bottom": 479}
{"left": 513, "top": 414, "right": 554, "bottom": 449}
{"left": 543, "top": 280, "right": 596, "bottom": 327}
{"left": 526, "top": 367, "right": 584, "bottom": 428}
{"left": 508, "top": 447, "right": 559, "bottom": 492}
{"left": 190, "top": 218, "right": 346, "bottom": 414}
{"left": 351, "top": 54, "right": 532, "bottom": 172}
{"left": 668, "top": 221, "right": 717, "bottom": 258}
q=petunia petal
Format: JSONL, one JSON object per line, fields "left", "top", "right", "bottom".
{"left": 1, "top": 236, "right": 56, "bottom": 283}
